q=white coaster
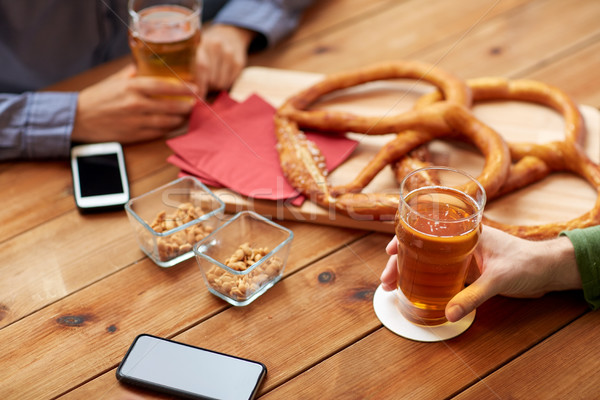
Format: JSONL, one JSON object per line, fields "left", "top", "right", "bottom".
{"left": 373, "top": 284, "right": 476, "bottom": 342}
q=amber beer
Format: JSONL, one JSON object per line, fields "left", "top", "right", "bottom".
{"left": 395, "top": 167, "right": 485, "bottom": 326}
{"left": 129, "top": 1, "right": 201, "bottom": 83}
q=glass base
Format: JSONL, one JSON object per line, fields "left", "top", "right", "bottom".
{"left": 373, "top": 284, "right": 475, "bottom": 342}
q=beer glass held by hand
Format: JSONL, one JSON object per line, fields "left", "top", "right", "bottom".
{"left": 128, "top": 0, "right": 202, "bottom": 84}
{"left": 395, "top": 166, "right": 486, "bottom": 327}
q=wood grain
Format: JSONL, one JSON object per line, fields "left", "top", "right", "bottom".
{"left": 0, "top": 223, "right": 365, "bottom": 398}
{"left": 1, "top": 0, "right": 598, "bottom": 399}
{"left": 249, "top": 0, "right": 535, "bottom": 73}
{"left": 454, "top": 310, "right": 600, "bottom": 399}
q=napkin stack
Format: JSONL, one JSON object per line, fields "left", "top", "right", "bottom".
{"left": 167, "top": 92, "right": 358, "bottom": 205}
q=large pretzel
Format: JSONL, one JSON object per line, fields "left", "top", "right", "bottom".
{"left": 411, "top": 77, "right": 600, "bottom": 239}
{"left": 274, "top": 61, "right": 511, "bottom": 220}
{"left": 274, "top": 61, "right": 600, "bottom": 239}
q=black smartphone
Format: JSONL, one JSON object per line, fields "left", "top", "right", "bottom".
{"left": 116, "top": 334, "right": 267, "bottom": 400}
{"left": 70, "top": 142, "right": 129, "bottom": 213}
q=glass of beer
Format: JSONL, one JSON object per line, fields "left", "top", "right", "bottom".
{"left": 128, "top": 0, "right": 202, "bottom": 84}
{"left": 395, "top": 166, "right": 486, "bottom": 327}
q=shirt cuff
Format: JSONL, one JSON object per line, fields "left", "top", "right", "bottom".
{"left": 560, "top": 226, "right": 600, "bottom": 310}
{"left": 213, "top": 0, "right": 308, "bottom": 50}
{"left": 25, "top": 92, "right": 77, "bottom": 159}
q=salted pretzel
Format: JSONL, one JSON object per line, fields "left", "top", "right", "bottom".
{"left": 274, "top": 61, "right": 511, "bottom": 220}
{"left": 277, "top": 60, "right": 472, "bottom": 135}
{"left": 412, "top": 77, "right": 600, "bottom": 239}
{"left": 274, "top": 60, "right": 600, "bottom": 240}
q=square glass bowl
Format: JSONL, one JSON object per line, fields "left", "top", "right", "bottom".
{"left": 125, "top": 177, "right": 225, "bottom": 267}
{"left": 194, "top": 211, "right": 293, "bottom": 306}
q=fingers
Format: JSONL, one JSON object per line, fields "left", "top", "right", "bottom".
{"left": 380, "top": 254, "right": 398, "bottom": 291}
{"left": 135, "top": 96, "right": 195, "bottom": 116}
{"left": 381, "top": 236, "right": 399, "bottom": 291}
{"left": 132, "top": 76, "right": 200, "bottom": 99}
{"left": 73, "top": 74, "right": 196, "bottom": 144}
{"left": 124, "top": 77, "right": 199, "bottom": 120}
{"left": 211, "top": 58, "right": 236, "bottom": 90}
{"left": 141, "top": 113, "right": 187, "bottom": 131}
{"left": 207, "top": 49, "right": 242, "bottom": 90}
{"left": 385, "top": 236, "right": 398, "bottom": 255}
{"left": 445, "top": 277, "right": 495, "bottom": 322}
{"left": 198, "top": 49, "right": 233, "bottom": 92}
{"left": 194, "top": 25, "right": 249, "bottom": 93}
{"left": 113, "top": 64, "right": 137, "bottom": 79}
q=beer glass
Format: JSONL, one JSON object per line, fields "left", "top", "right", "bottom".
{"left": 395, "top": 166, "right": 486, "bottom": 326}
{"left": 128, "top": 0, "right": 202, "bottom": 83}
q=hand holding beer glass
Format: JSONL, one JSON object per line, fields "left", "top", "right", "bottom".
{"left": 374, "top": 166, "right": 486, "bottom": 341}
{"left": 128, "top": 0, "right": 202, "bottom": 85}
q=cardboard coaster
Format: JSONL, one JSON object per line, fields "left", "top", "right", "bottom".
{"left": 373, "top": 284, "right": 475, "bottom": 342}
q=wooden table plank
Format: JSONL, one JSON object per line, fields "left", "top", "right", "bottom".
{"left": 277, "top": 0, "right": 396, "bottom": 44}
{"left": 2, "top": 1, "right": 599, "bottom": 399}
{"left": 259, "top": 293, "right": 587, "bottom": 399}
{"left": 418, "top": 0, "right": 600, "bottom": 80}
{"left": 64, "top": 232, "right": 390, "bottom": 398}
{"left": 248, "top": 0, "right": 536, "bottom": 73}
{"left": 454, "top": 310, "right": 600, "bottom": 399}
{"left": 0, "top": 222, "right": 365, "bottom": 399}
{"left": 527, "top": 39, "right": 600, "bottom": 109}
{"left": 0, "top": 165, "right": 180, "bottom": 328}
{"left": 0, "top": 140, "right": 175, "bottom": 243}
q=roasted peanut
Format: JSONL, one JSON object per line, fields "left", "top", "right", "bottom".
{"left": 205, "top": 242, "right": 284, "bottom": 301}
{"left": 147, "top": 202, "right": 213, "bottom": 261}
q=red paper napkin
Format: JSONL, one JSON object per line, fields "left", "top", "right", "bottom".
{"left": 167, "top": 92, "right": 358, "bottom": 205}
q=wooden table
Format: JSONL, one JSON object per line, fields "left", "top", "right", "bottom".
{"left": 2, "top": 0, "right": 600, "bottom": 398}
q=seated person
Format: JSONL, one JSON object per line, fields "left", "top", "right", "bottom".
{"left": 0, "top": 0, "right": 314, "bottom": 160}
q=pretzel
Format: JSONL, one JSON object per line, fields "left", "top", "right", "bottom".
{"left": 274, "top": 61, "right": 600, "bottom": 240}
{"left": 414, "top": 77, "right": 600, "bottom": 239}
{"left": 274, "top": 61, "right": 511, "bottom": 220}
{"left": 277, "top": 60, "right": 471, "bottom": 135}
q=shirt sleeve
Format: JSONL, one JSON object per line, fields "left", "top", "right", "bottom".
{"left": 560, "top": 225, "right": 600, "bottom": 310}
{"left": 0, "top": 91, "right": 77, "bottom": 160}
{"left": 212, "top": 0, "right": 314, "bottom": 50}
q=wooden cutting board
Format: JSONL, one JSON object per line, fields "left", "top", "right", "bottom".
{"left": 211, "top": 67, "right": 600, "bottom": 233}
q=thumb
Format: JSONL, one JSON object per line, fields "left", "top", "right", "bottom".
{"left": 112, "top": 63, "right": 137, "bottom": 79}
{"left": 445, "top": 277, "right": 495, "bottom": 322}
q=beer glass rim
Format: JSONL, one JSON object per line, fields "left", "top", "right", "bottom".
{"left": 399, "top": 166, "right": 486, "bottom": 224}
{"left": 128, "top": 0, "right": 203, "bottom": 21}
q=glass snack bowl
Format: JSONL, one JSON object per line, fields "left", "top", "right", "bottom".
{"left": 194, "top": 211, "right": 294, "bottom": 306}
{"left": 125, "top": 177, "right": 225, "bottom": 267}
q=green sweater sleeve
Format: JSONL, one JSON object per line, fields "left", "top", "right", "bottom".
{"left": 560, "top": 226, "right": 600, "bottom": 310}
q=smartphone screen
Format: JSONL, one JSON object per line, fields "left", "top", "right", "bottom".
{"left": 71, "top": 142, "right": 129, "bottom": 212}
{"left": 76, "top": 153, "right": 124, "bottom": 197}
{"left": 116, "top": 334, "right": 267, "bottom": 400}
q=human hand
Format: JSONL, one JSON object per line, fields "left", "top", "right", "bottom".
{"left": 72, "top": 65, "right": 198, "bottom": 144}
{"left": 195, "top": 24, "right": 256, "bottom": 97}
{"left": 380, "top": 225, "right": 581, "bottom": 322}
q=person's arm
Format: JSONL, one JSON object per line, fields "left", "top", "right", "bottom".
{"left": 212, "top": 0, "right": 315, "bottom": 50}
{"left": 0, "top": 92, "right": 76, "bottom": 160}
{"left": 380, "top": 225, "right": 585, "bottom": 323}
{"left": 194, "top": 0, "right": 315, "bottom": 96}
{"left": 0, "top": 66, "right": 199, "bottom": 161}
{"left": 560, "top": 226, "right": 600, "bottom": 310}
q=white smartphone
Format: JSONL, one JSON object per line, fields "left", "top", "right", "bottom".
{"left": 70, "top": 142, "right": 129, "bottom": 213}
{"left": 116, "top": 334, "right": 267, "bottom": 400}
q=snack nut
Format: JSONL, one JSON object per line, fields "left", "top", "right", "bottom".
{"left": 150, "top": 202, "right": 214, "bottom": 261}
{"left": 206, "top": 242, "right": 283, "bottom": 301}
